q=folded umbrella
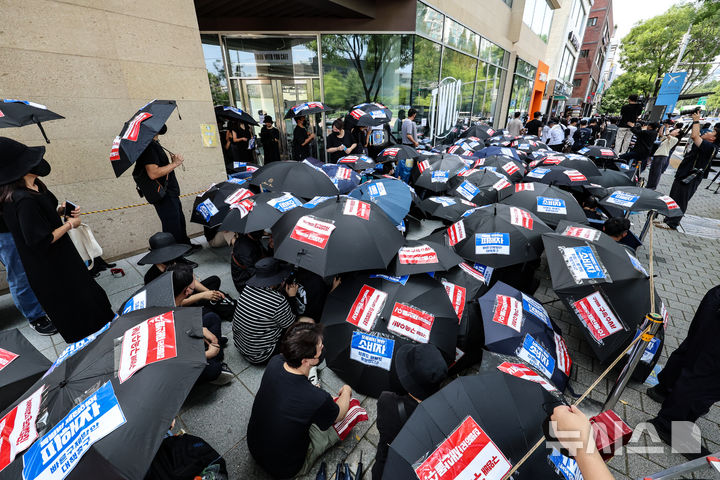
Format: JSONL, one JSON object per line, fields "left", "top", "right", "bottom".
{"left": 377, "top": 145, "right": 420, "bottom": 163}
{"left": 0, "top": 329, "right": 51, "bottom": 413}
{"left": 458, "top": 123, "right": 496, "bottom": 140}
{"left": 418, "top": 196, "right": 479, "bottom": 223}
{"left": 344, "top": 102, "right": 392, "bottom": 128}
{"left": 598, "top": 186, "right": 683, "bottom": 218}
{"left": 524, "top": 165, "right": 590, "bottom": 187}
{"left": 411, "top": 154, "right": 467, "bottom": 193}
{"left": 284, "top": 101, "right": 332, "bottom": 119}
{"left": 500, "top": 182, "right": 588, "bottom": 228}
{"left": 320, "top": 164, "right": 361, "bottom": 194}
{"left": 221, "top": 191, "right": 303, "bottom": 234}
{"left": 191, "top": 180, "right": 255, "bottom": 227}
{"left": 117, "top": 271, "right": 176, "bottom": 315}
{"left": 349, "top": 178, "right": 413, "bottom": 226}
{"left": 390, "top": 239, "right": 463, "bottom": 276}
{"left": 250, "top": 160, "right": 339, "bottom": 199}
{"left": 214, "top": 105, "right": 259, "bottom": 126}
{"left": 448, "top": 169, "right": 513, "bottom": 205}
{"left": 338, "top": 154, "right": 376, "bottom": 172}
{"left": 0, "top": 99, "right": 64, "bottom": 143}
{"left": 321, "top": 272, "right": 459, "bottom": 397}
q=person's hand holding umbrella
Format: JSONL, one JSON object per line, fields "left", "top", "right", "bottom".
{"left": 285, "top": 280, "right": 299, "bottom": 298}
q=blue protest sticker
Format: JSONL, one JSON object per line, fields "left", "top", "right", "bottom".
{"left": 560, "top": 246, "right": 606, "bottom": 282}
{"left": 267, "top": 193, "right": 302, "bottom": 212}
{"left": 367, "top": 183, "right": 387, "bottom": 197}
{"left": 369, "top": 273, "right": 409, "bottom": 285}
{"left": 431, "top": 170, "right": 449, "bottom": 183}
{"left": 232, "top": 162, "right": 246, "bottom": 169}
{"left": 44, "top": 322, "right": 112, "bottom": 378}
{"left": 521, "top": 293, "right": 553, "bottom": 329}
{"left": 428, "top": 196, "right": 456, "bottom": 207}
{"left": 626, "top": 251, "right": 648, "bottom": 276}
{"left": 121, "top": 290, "right": 146, "bottom": 315}
{"left": 578, "top": 147, "right": 590, "bottom": 154}
{"left": 455, "top": 180, "right": 480, "bottom": 201}
{"left": 471, "top": 263, "right": 494, "bottom": 284}
{"left": 548, "top": 448, "right": 583, "bottom": 480}
{"left": 527, "top": 167, "right": 550, "bottom": 179}
{"left": 517, "top": 334, "right": 555, "bottom": 378}
{"left": 303, "top": 196, "right": 333, "bottom": 208}
{"left": 22, "top": 381, "right": 126, "bottom": 480}
{"left": 226, "top": 177, "right": 246, "bottom": 185}
{"left": 196, "top": 198, "right": 219, "bottom": 221}
{"left": 350, "top": 332, "right": 394, "bottom": 371}
{"left": 536, "top": 197, "right": 567, "bottom": 214}
{"left": 626, "top": 330, "right": 661, "bottom": 363}
{"left": 606, "top": 191, "right": 639, "bottom": 208}
{"left": 474, "top": 233, "right": 510, "bottom": 255}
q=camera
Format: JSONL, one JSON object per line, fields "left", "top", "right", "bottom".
{"left": 681, "top": 168, "right": 704, "bottom": 184}
{"left": 680, "top": 106, "right": 702, "bottom": 116}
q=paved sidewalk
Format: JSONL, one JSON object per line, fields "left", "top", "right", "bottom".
{"left": 1, "top": 161, "right": 719, "bottom": 479}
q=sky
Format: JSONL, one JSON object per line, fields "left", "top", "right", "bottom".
{"left": 612, "top": 0, "right": 686, "bottom": 44}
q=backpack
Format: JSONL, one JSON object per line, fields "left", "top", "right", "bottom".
{"left": 144, "top": 434, "right": 227, "bottom": 480}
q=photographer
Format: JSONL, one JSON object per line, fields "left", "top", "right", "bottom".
{"left": 616, "top": 94, "right": 643, "bottom": 154}
{"left": 656, "top": 111, "right": 720, "bottom": 230}
{"left": 646, "top": 122, "right": 681, "bottom": 189}
{"left": 618, "top": 122, "right": 659, "bottom": 170}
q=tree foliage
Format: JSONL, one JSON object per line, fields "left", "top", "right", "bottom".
{"left": 598, "top": 71, "right": 654, "bottom": 114}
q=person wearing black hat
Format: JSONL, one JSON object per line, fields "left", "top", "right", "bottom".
{"left": 0, "top": 137, "right": 114, "bottom": 343}
{"left": 132, "top": 124, "right": 199, "bottom": 253}
{"left": 371, "top": 343, "right": 448, "bottom": 480}
{"left": 232, "top": 257, "right": 306, "bottom": 365}
{"left": 259, "top": 115, "right": 281, "bottom": 164}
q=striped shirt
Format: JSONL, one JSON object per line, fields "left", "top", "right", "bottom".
{"left": 233, "top": 285, "right": 296, "bottom": 364}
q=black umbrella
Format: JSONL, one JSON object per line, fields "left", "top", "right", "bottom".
{"left": 448, "top": 169, "right": 514, "bottom": 205}
{"left": 190, "top": 180, "right": 255, "bottom": 227}
{"left": 543, "top": 221, "right": 665, "bottom": 362}
{"left": 283, "top": 101, "right": 332, "bottom": 119}
{"left": 0, "top": 329, "right": 51, "bottom": 413}
{"left": 512, "top": 139, "right": 549, "bottom": 153}
{"left": 531, "top": 153, "right": 602, "bottom": 177}
{"left": 586, "top": 168, "right": 636, "bottom": 188}
{"left": 411, "top": 154, "right": 467, "bottom": 193}
{"left": 524, "top": 165, "right": 590, "bottom": 186}
{"left": 383, "top": 353, "right": 569, "bottom": 479}
{"left": 500, "top": 182, "right": 588, "bottom": 228}
{"left": 221, "top": 191, "right": 303, "bottom": 233}
{"left": 109, "top": 99, "right": 179, "bottom": 178}
{"left": 0, "top": 99, "right": 64, "bottom": 143}
{"left": 338, "top": 154, "right": 376, "bottom": 172}
{"left": 473, "top": 155, "right": 526, "bottom": 182}
{"left": 344, "top": 102, "right": 392, "bottom": 128}
{"left": 598, "top": 186, "right": 683, "bottom": 217}
{"left": 577, "top": 145, "right": 618, "bottom": 168}
{"left": 390, "top": 239, "right": 463, "bottom": 275}
{"left": 459, "top": 123, "right": 497, "bottom": 140}
{"left": 272, "top": 195, "right": 404, "bottom": 276}
{"left": 321, "top": 273, "right": 459, "bottom": 397}
{"left": 249, "top": 160, "right": 339, "bottom": 199}
{"left": 479, "top": 282, "right": 571, "bottom": 391}
{"left": 0, "top": 307, "right": 206, "bottom": 479}
{"left": 446, "top": 137, "right": 485, "bottom": 156}
{"left": 446, "top": 203, "right": 552, "bottom": 268}
{"left": 214, "top": 105, "right": 259, "bottom": 126}
{"left": 377, "top": 145, "right": 420, "bottom": 163}
{"left": 486, "top": 134, "right": 516, "bottom": 147}
{"left": 117, "top": 271, "right": 177, "bottom": 315}
{"left": 418, "top": 196, "right": 479, "bottom": 223}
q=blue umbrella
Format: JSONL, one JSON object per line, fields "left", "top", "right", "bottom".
{"left": 349, "top": 178, "right": 412, "bottom": 226}
{"left": 478, "top": 281, "right": 571, "bottom": 391}
{"left": 472, "top": 145, "right": 523, "bottom": 162}
{"left": 320, "top": 164, "right": 361, "bottom": 194}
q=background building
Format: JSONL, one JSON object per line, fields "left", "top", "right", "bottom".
{"left": 592, "top": 41, "right": 619, "bottom": 112}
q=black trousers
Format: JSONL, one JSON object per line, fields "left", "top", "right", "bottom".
{"left": 656, "top": 286, "right": 720, "bottom": 427}
{"left": 664, "top": 175, "right": 702, "bottom": 228}
{"left": 153, "top": 194, "right": 191, "bottom": 245}
{"left": 646, "top": 155, "right": 669, "bottom": 190}
{"left": 549, "top": 144, "right": 564, "bottom": 152}
{"left": 197, "top": 310, "right": 224, "bottom": 383}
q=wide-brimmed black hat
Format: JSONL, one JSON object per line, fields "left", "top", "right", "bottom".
{"left": 395, "top": 343, "right": 448, "bottom": 400}
{"left": 138, "top": 232, "right": 191, "bottom": 265}
{"left": 247, "top": 257, "right": 291, "bottom": 287}
{"left": 0, "top": 137, "right": 47, "bottom": 184}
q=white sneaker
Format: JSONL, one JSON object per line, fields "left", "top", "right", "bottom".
{"left": 308, "top": 366, "right": 320, "bottom": 387}
{"left": 210, "top": 364, "right": 234, "bottom": 385}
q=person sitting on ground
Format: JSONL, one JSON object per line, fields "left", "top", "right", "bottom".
{"left": 372, "top": 344, "right": 448, "bottom": 479}
{"left": 170, "top": 264, "right": 233, "bottom": 385}
{"left": 233, "top": 257, "right": 306, "bottom": 365}
{"left": 247, "top": 322, "right": 355, "bottom": 478}
{"left": 602, "top": 217, "right": 631, "bottom": 242}
{"left": 230, "top": 229, "right": 270, "bottom": 294}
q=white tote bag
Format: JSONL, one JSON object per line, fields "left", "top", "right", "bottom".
{"left": 67, "top": 223, "right": 103, "bottom": 269}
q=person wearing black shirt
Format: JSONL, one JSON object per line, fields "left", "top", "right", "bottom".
{"left": 226, "top": 120, "right": 254, "bottom": 164}
{"left": 618, "top": 122, "right": 659, "bottom": 169}
{"left": 657, "top": 112, "right": 720, "bottom": 230}
{"left": 524, "top": 111, "right": 543, "bottom": 137}
{"left": 247, "top": 322, "right": 353, "bottom": 478}
{"left": 230, "top": 230, "right": 268, "bottom": 293}
{"left": 292, "top": 115, "right": 315, "bottom": 161}
{"left": 326, "top": 118, "right": 357, "bottom": 163}
{"left": 259, "top": 115, "right": 281, "bottom": 163}
{"left": 616, "top": 94, "right": 643, "bottom": 154}
{"left": 572, "top": 119, "right": 592, "bottom": 152}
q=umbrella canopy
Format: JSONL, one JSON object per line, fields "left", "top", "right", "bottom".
{"left": 598, "top": 186, "right": 683, "bottom": 217}
{"left": 418, "top": 196, "right": 479, "bottom": 223}
{"left": 344, "top": 102, "right": 392, "bottom": 128}
{"left": 524, "top": 165, "right": 590, "bottom": 187}
{"left": 0, "top": 307, "right": 206, "bottom": 480}
{"left": 117, "top": 271, "right": 176, "bottom": 315}
{"left": 447, "top": 203, "right": 552, "bottom": 268}
{"left": 338, "top": 154, "right": 376, "bottom": 172}
{"left": 383, "top": 353, "right": 569, "bottom": 479}
{"left": 284, "top": 101, "right": 332, "bottom": 119}
{"left": 109, "top": 99, "right": 178, "bottom": 178}
{"left": 272, "top": 195, "right": 404, "bottom": 276}
{"left": 446, "top": 137, "right": 485, "bottom": 156}
{"left": 390, "top": 239, "right": 463, "bottom": 275}
{"left": 320, "top": 164, "right": 361, "bottom": 194}
{"left": 459, "top": 123, "right": 497, "bottom": 140}
{"left": 377, "top": 145, "right": 420, "bottom": 163}
{"left": 586, "top": 168, "right": 636, "bottom": 188}
{"left": 411, "top": 154, "right": 467, "bottom": 193}
{"left": 250, "top": 160, "right": 339, "bottom": 199}
{"left": 448, "top": 169, "right": 513, "bottom": 205}
{"left": 321, "top": 273, "right": 459, "bottom": 397}
{"left": 0, "top": 329, "right": 51, "bottom": 413}
{"left": 512, "top": 139, "right": 549, "bottom": 153}
{"left": 190, "top": 180, "right": 255, "bottom": 227}
{"left": 531, "top": 153, "right": 602, "bottom": 177}
{"left": 473, "top": 155, "right": 526, "bottom": 182}
{"left": 0, "top": 99, "right": 64, "bottom": 143}
{"left": 221, "top": 191, "right": 303, "bottom": 234}
{"left": 577, "top": 145, "right": 618, "bottom": 163}
{"left": 479, "top": 282, "right": 571, "bottom": 390}
{"left": 214, "top": 105, "right": 259, "bottom": 126}
{"left": 472, "top": 145, "right": 523, "bottom": 162}
{"left": 543, "top": 220, "right": 665, "bottom": 362}
{"left": 500, "top": 182, "right": 588, "bottom": 228}
{"left": 486, "top": 134, "right": 517, "bottom": 147}
{"left": 349, "top": 178, "right": 413, "bottom": 226}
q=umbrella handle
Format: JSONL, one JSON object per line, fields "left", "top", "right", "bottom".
{"left": 158, "top": 143, "right": 185, "bottom": 171}
{"left": 36, "top": 121, "right": 50, "bottom": 144}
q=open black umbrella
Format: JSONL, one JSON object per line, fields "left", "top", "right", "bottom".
{"left": 214, "top": 105, "right": 259, "bottom": 126}
{"left": 448, "top": 169, "right": 514, "bottom": 205}
{"left": 221, "top": 191, "right": 303, "bottom": 234}
{"left": 586, "top": 168, "right": 636, "bottom": 188}
{"left": 383, "top": 352, "right": 569, "bottom": 479}
{"left": 390, "top": 239, "right": 463, "bottom": 275}
{"left": 0, "top": 99, "right": 64, "bottom": 143}
{"left": 513, "top": 139, "right": 549, "bottom": 153}
{"left": 473, "top": 155, "right": 526, "bottom": 182}
{"left": 486, "top": 134, "right": 516, "bottom": 147}
{"left": 0, "top": 329, "right": 51, "bottom": 413}
{"left": 191, "top": 180, "right": 255, "bottom": 227}
{"left": 577, "top": 145, "right": 618, "bottom": 168}
{"left": 338, "top": 154, "right": 376, "bottom": 172}
{"left": 500, "top": 182, "right": 588, "bottom": 228}
{"left": 473, "top": 145, "right": 523, "bottom": 162}
{"left": 377, "top": 145, "right": 420, "bottom": 163}
{"left": 531, "top": 153, "right": 602, "bottom": 177}
{"left": 117, "top": 271, "right": 177, "bottom": 315}
{"left": 447, "top": 203, "right": 552, "bottom": 268}
{"left": 524, "top": 165, "right": 590, "bottom": 186}
{"left": 284, "top": 101, "right": 332, "bottom": 119}
{"left": 411, "top": 154, "right": 467, "bottom": 193}
{"left": 446, "top": 137, "right": 485, "bottom": 156}
{"left": 272, "top": 195, "right": 404, "bottom": 276}
{"left": 459, "top": 123, "right": 497, "bottom": 140}
{"left": 250, "top": 160, "right": 339, "bottom": 199}
{"left": 598, "top": 186, "right": 683, "bottom": 217}
{"left": 109, "top": 99, "right": 179, "bottom": 178}
{"left": 321, "top": 273, "right": 459, "bottom": 397}
{"left": 344, "top": 102, "right": 392, "bottom": 128}
{"left": 0, "top": 307, "right": 206, "bottom": 480}
{"left": 418, "top": 196, "right": 479, "bottom": 223}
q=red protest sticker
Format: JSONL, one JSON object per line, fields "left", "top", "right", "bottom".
{"left": 459, "top": 262, "right": 488, "bottom": 283}
{"left": 572, "top": 291, "right": 623, "bottom": 342}
{"left": 515, "top": 183, "right": 534, "bottom": 192}
{"left": 600, "top": 149, "right": 615, "bottom": 156}
{"left": 343, "top": 198, "right": 371, "bottom": 220}
{"left": 564, "top": 169, "right": 587, "bottom": 182}
{"left": 502, "top": 162, "right": 520, "bottom": 175}
{"left": 492, "top": 178, "right": 512, "bottom": 191}
{"left": 509, "top": 207, "right": 533, "bottom": 230}
{"left": 0, "top": 348, "right": 19, "bottom": 372}
{"left": 414, "top": 416, "right": 512, "bottom": 480}
{"left": 497, "top": 362, "right": 557, "bottom": 392}
{"left": 230, "top": 198, "right": 255, "bottom": 218}
{"left": 382, "top": 148, "right": 400, "bottom": 157}
{"left": 122, "top": 112, "right": 153, "bottom": 142}
{"left": 399, "top": 244, "right": 439, "bottom": 265}
{"left": 561, "top": 226, "right": 600, "bottom": 241}
{"left": 492, "top": 295, "right": 523, "bottom": 332}
{"left": 224, "top": 187, "right": 254, "bottom": 205}
{"left": 387, "top": 302, "right": 435, "bottom": 343}
{"left": 118, "top": 311, "right": 178, "bottom": 383}
{"left": 447, "top": 220, "right": 467, "bottom": 246}
{"left": 658, "top": 195, "right": 679, "bottom": 210}
{"left": 543, "top": 156, "right": 564, "bottom": 165}
{"left": 345, "top": 285, "right": 388, "bottom": 332}
{"left": 0, "top": 386, "right": 44, "bottom": 471}
{"left": 418, "top": 159, "right": 430, "bottom": 173}
{"left": 554, "top": 332, "right": 572, "bottom": 376}
{"left": 290, "top": 215, "right": 336, "bottom": 249}
{"left": 110, "top": 136, "right": 121, "bottom": 162}
{"left": 349, "top": 109, "right": 365, "bottom": 119}
{"left": 442, "top": 280, "right": 466, "bottom": 322}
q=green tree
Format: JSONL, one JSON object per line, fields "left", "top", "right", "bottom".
{"left": 598, "top": 71, "right": 654, "bottom": 114}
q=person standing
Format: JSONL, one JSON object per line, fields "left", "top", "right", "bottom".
{"left": 226, "top": 120, "right": 254, "bottom": 164}
{"left": 618, "top": 122, "right": 659, "bottom": 170}
{"left": 547, "top": 118, "right": 566, "bottom": 152}
{"left": 401, "top": 108, "right": 419, "bottom": 147}
{"left": 293, "top": 115, "right": 315, "bottom": 161}
{"left": 657, "top": 112, "right": 720, "bottom": 230}
{"left": 565, "top": 117, "right": 579, "bottom": 150}
{"left": 646, "top": 124, "right": 681, "bottom": 189}
{"left": 615, "top": 94, "right": 643, "bottom": 154}
{"left": 0, "top": 138, "right": 114, "bottom": 343}
{"left": 326, "top": 118, "right": 357, "bottom": 163}
{"left": 602, "top": 117, "right": 619, "bottom": 148}
{"left": 524, "top": 111, "right": 543, "bottom": 137}
{"left": 506, "top": 111, "right": 523, "bottom": 137}
{"left": 259, "top": 115, "right": 281, "bottom": 164}
{"left": 572, "top": 119, "right": 593, "bottom": 152}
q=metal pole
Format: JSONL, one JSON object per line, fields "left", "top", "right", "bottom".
{"left": 639, "top": 211, "right": 657, "bottom": 242}
{"left": 672, "top": 25, "right": 692, "bottom": 73}
{"left": 603, "top": 313, "right": 664, "bottom": 412}
{"left": 638, "top": 451, "right": 720, "bottom": 480}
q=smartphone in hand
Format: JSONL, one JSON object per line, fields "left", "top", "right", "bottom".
{"left": 64, "top": 201, "right": 78, "bottom": 218}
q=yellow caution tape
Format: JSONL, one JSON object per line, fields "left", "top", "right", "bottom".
{"left": 80, "top": 191, "right": 204, "bottom": 215}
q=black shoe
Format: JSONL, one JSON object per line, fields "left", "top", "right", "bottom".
{"left": 648, "top": 417, "right": 711, "bottom": 459}
{"left": 646, "top": 385, "right": 669, "bottom": 403}
{"left": 30, "top": 316, "right": 58, "bottom": 336}
{"left": 174, "top": 257, "right": 199, "bottom": 269}
{"left": 183, "top": 243, "right": 203, "bottom": 256}
{"left": 219, "top": 336, "right": 229, "bottom": 348}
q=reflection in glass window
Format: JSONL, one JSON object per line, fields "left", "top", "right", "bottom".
{"left": 416, "top": 2, "right": 444, "bottom": 42}
{"left": 568, "top": 0, "right": 587, "bottom": 40}
{"left": 201, "top": 34, "right": 229, "bottom": 105}
{"left": 508, "top": 58, "right": 537, "bottom": 118}
{"left": 559, "top": 47, "right": 576, "bottom": 83}
{"left": 441, "top": 47, "right": 478, "bottom": 122}
{"left": 225, "top": 37, "right": 319, "bottom": 78}
{"left": 410, "top": 36, "right": 442, "bottom": 136}
{"left": 443, "top": 18, "right": 480, "bottom": 56}
{"left": 479, "top": 38, "right": 508, "bottom": 67}
{"left": 522, "top": 0, "right": 554, "bottom": 42}
{"left": 473, "top": 61, "right": 507, "bottom": 126}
